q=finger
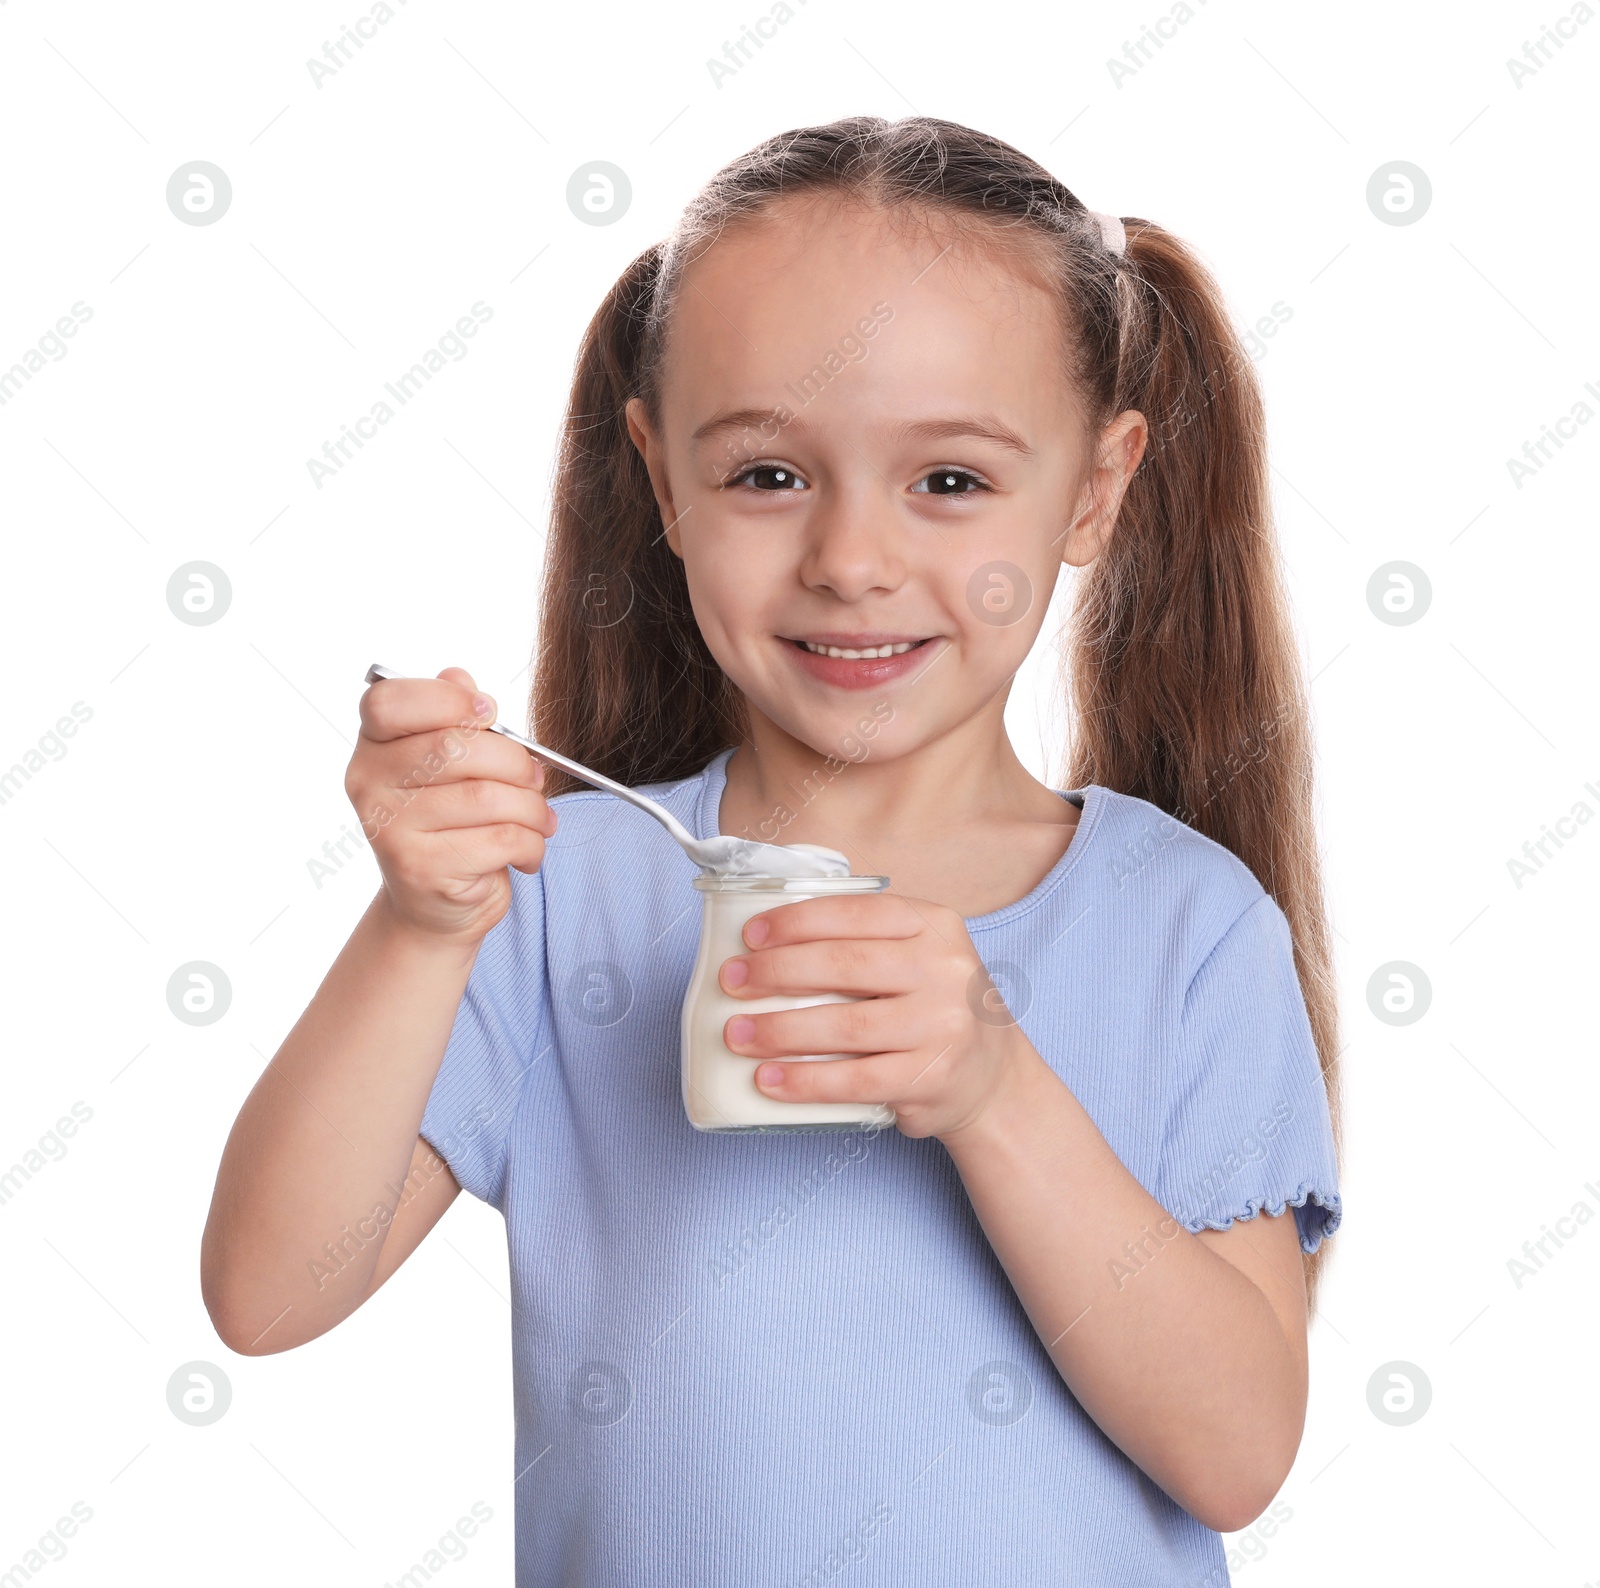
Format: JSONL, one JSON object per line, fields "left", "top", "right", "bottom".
{"left": 370, "top": 721, "right": 545, "bottom": 791}
{"left": 360, "top": 671, "right": 493, "bottom": 744}
{"left": 410, "top": 823, "right": 548, "bottom": 882}
{"left": 741, "top": 892, "right": 945, "bottom": 950}
{"left": 398, "top": 779, "right": 556, "bottom": 839}
{"left": 722, "top": 996, "right": 908, "bottom": 1060}
{"left": 752, "top": 1050, "right": 909, "bottom": 1105}
{"left": 719, "top": 937, "right": 920, "bottom": 999}
{"left": 436, "top": 666, "right": 498, "bottom": 727}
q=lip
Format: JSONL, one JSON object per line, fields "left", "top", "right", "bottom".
{"left": 780, "top": 634, "right": 938, "bottom": 691}
{"left": 785, "top": 632, "right": 929, "bottom": 647}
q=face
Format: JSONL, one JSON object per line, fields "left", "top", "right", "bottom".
{"left": 625, "top": 196, "right": 1145, "bottom": 766}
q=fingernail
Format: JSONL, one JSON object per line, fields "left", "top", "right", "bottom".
{"left": 727, "top": 1016, "right": 755, "bottom": 1047}
{"left": 473, "top": 694, "right": 493, "bottom": 718}
{"left": 531, "top": 761, "right": 546, "bottom": 789}
{"left": 756, "top": 1063, "right": 785, "bottom": 1088}
{"left": 744, "top": 917, "right": 769, "bottom": 947}
{"left": 722, "top": 959, "right": 748, "bottom": 989}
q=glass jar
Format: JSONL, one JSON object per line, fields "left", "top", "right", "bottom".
{"left": 681, "top": 871, "right": 897, "bottom": 1133}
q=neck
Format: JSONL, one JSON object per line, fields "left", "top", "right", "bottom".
{"left": 719, "top": 696, "right": 1061, "bottom": 867}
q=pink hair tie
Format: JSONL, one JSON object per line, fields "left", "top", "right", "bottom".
{"left": 1089, "top": 210, "right": 1126, "bottom": 256}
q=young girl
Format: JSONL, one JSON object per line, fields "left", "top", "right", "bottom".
{"left": 203, "top": 115, "right": 1342, "bottom": 1585}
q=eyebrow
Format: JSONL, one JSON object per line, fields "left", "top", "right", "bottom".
{"left": 689, "top": 409, "right": 1036, "bottom": 459}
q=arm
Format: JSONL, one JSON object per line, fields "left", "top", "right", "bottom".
{"left": 200, "top": 667, "right": 553, "bottom": 1355}
{"left": 937, "top": 1050, "right": 1307, "bottom": 1532}
{"left": 200, "top": 896, "right": 475, "bottom": 1354}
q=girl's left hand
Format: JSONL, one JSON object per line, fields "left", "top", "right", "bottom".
{"left": 718, "top": 892, "right": 1040, "bottom": 1141}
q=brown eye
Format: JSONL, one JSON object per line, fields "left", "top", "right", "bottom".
{"left": 729, "top": 464, "right": 806, "bottom": 491}
{"left": 912, "top": 468, "right": 988, "bottom": 495}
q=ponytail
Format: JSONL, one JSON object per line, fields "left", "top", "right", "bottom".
{"left": 532, "top": 243, "right": 745, "bottom": 794}
{"left": 1066, "top": 220, "right": 1343, "bottom": 1309}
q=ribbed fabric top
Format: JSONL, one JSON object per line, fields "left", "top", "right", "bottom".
{"left": 419, "top": 746, "right": 1341, "bottom": 1587}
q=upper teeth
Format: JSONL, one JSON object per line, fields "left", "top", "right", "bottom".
{"left": 801, "top": 640, "right": 917, "bottom": 659}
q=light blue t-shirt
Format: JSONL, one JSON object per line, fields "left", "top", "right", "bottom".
{"left": 419, "top": 745, "right": 1341, "bottom": 1587}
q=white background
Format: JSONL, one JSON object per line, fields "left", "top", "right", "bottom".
{"left": 1, "top": 0, "right": 1596, "bottom": 1582}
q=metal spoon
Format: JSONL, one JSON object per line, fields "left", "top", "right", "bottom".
{"left": 363, "top": 663, "right": 847, "bottom": 877}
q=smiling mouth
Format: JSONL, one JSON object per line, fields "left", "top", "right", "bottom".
{"left": 784, "top": 636, "right": 933, "bottom": 660}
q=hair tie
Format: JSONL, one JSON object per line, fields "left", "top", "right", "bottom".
{"left": 1088, "top": 210, "right": 1126, "bottom": 256}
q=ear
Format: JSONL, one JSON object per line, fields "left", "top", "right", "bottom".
{"left": 1059, "top": 409, "right": 1148, "bottom": 569}
{"left": 624, "top": 397, "right": 686, "bottom": 559}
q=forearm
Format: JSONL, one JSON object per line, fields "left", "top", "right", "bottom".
{"left": 939, "top": 1043, "right": 1305, "bottom": 1531}
{"left": 200, "top": 888, "right": 478, "bottom": 1352}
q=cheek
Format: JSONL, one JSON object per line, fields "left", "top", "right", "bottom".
{"left": 942, "top": 537, "right": 1056, "bottom": 665}
{"left": 677, "top": 518, "right": 789, "bottom": 653}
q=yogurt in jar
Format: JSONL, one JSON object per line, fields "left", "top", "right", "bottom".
{"left": 680, "top": 853, "right": 896, "bottom": 1133}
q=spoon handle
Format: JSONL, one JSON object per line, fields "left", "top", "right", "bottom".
{"left": 362, "top": 664, "right": 696, "bottom": 846}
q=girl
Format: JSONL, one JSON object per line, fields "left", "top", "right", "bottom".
{"left": 202, "top": 116, "right": 1342, "bottom": 1586}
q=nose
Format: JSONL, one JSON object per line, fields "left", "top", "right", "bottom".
{"left": 797, "top": 480, "right": 908, "bottom": 602}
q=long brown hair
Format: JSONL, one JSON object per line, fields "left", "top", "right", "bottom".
{"left": 532, "top": 115, "right": 1341, "bottom": 1311}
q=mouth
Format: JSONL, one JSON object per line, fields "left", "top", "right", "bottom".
{"left": 779, "top": 633, "right": 936, "bottom": 689}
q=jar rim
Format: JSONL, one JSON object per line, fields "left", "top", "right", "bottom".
{"left": 691, "top": 872, "right": 889, "bottom": 893}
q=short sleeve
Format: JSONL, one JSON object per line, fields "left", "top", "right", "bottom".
{"left": 1153, "top": 893, "right": 1342, "bottom": 1254}
{"left": 419, "top": 866, "right": 553, "bottom": 1211}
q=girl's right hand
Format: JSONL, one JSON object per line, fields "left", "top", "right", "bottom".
{"left": 346, "top": 666, "right": 556, "bottom": 947}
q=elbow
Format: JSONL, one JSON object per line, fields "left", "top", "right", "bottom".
{"left": 200, "top": 1238, "right": 293, "bottom": 1358}
{"left": 1182, "top": 1450, "right": 1296, "bottom": 1535}
{"left": 1183, "top": 1379, "right": 1307, "bottom": 1532}
{"left": 200, "top": 1270, "right": 264, "bottom": 1357}
{"left": 1189, "top": 1486, "right": 1276, "bottom": 1536}
{"left": 202, "top": 1282, "right": 297, "bottom": 1357}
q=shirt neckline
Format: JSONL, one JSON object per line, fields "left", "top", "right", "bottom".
{"left": 695, "top": 745, "right": 1109, "bottom": 933}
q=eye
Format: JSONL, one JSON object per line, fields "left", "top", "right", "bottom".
{"left": 725, "top": 463, "right": 807, "bottom": 492}
{"left": 911, "top": 467, "right": 990, "bottom": 496}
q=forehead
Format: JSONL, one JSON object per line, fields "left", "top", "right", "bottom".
{"left": 657, "top": 196, "right": 1075, "bottom": 439}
